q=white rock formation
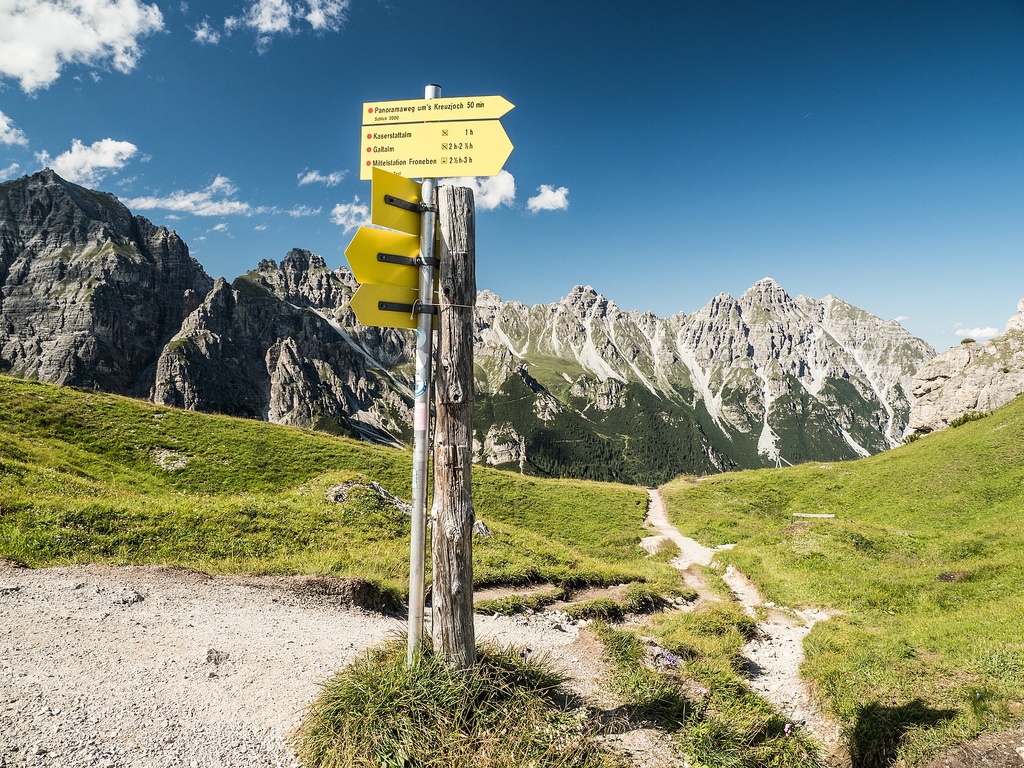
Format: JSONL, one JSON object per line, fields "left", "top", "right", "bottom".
{"left": 908, "top": 298, "right": 1024, "bottom": 434}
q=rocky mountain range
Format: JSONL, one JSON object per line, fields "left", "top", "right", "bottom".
{"left": 0, "top": 170, "right": 948, "bottom": 484}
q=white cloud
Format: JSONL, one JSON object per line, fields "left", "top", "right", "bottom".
{"left": 297, "top": 169, "right": 344, "bottom": 186}
{"left": 893, "top": 315, "right": 909, "bottom": 323}
{"left": 527, "top": 184, "right": 570, "bottom": 213}
{"left": 36, "top": 138, "right": 138, "bottom": 185}
{"left": 955, "top": 326, "right": 999, "bottom": 339}
{"left": 1, "top": 162, "right": 20, "bottom": 178}
{"left": 228, "top": 0, "right": 347, "bottom": 48}
{"left": 245, "top": 0, "right": 292, "bottom": 34}
{"left": 330, "top": 196, "right": 369, "bottom": 233}
{"left": 211, "top": 222, "right": 229, "bottom": 232}
{"left": 304, "top": 0, "right": 347, "bottom": 30}
{"left": 440, "top": 170, "right": 516, "bottom": 211}
{"left": 254, "top": 223, "right": 269, "bottom": 231}
{"left": 0, "top": 0, "right": 164, "bottom": 92}
{"left": 0, "top": 111, "right": 28, "bottom": 146}
{"left": 123, "top": 175, "right": 261, "bottom": 216}
{"left": 193, "top": 19, "right": 221, "bottom": 44}
{"left": 287, "top": 204, "right": 321, "bottom": 217}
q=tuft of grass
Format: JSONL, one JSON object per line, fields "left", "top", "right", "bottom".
{"left": 564, "top": 597, "right": 623, "bottom": 622}
{"left": 661, "top": 393, "right": 1024, "bottom": 764}
{"left": 622, "top": 582, "right": 671, "bottom": 614}
{"left": 295, "top": 638, "right": 622, "bottom": 768}
{"left": 474, "top": 587, "right": 565, "bottom": 616}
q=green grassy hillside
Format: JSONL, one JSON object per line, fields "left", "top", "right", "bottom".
{"left": 662, "top": 395, "right": 1024, "bottom": 766}
{"left": 0, "top": 376, "right": 677, "bottom": 599}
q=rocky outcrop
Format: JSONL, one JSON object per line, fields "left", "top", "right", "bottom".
{"left": 153, "top": 251, "right": 414, "bottom": 444}
{"left": 908, "top": 299, "right": 1024, "bottom": 434}
{"left": 0, "top": 170, "right": 212, "bottom": 395}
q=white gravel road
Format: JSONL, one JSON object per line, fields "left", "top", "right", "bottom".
{"left": 0, "top": 562, "right": 612, "bottom": 768}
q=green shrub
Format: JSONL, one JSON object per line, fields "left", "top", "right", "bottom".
{"left": 949, "top": 410, "right": 987, "bottom": 428}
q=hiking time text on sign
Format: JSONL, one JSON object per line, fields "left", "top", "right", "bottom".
{"left": 359, "top": 95, "right": 514, "bottom": 180}
{"left": 363, "top": 95, "right": 514, "bottom": 125}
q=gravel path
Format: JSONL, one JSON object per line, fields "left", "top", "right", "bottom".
{"left": 644, "top": 489, "right": 841, "bottom": 751}
{"left": 0, "top": 563, "right": 607, "bottom": 768}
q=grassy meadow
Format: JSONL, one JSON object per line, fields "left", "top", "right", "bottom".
{"left": 662, "top": 395, "right": 1024, "bottom": 766}
{"left": 0, "top": 375, "right": 679, "bottom": 600}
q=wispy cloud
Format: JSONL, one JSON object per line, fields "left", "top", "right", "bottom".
{"left": 123, "top": 175, "right": 262, "bottom": 216}
{"left": 0, "top": 0, "right": 164, "bottom": 92}
{"left": 527, "top": 184, "right": 570, "bottom": 213}
{"left": 211, "top": 222, "right": 229, "bottom": 232}
{"left": 330, "top": 196, "right": 369, "bottom": 233}
{"left": 955, "top": 326, "right": 999, "bottom": 339}
{"left": 287, "top": 204, "right": 321, "bottom": 217}
{"left": 297, "top": 169, "right": 344, "bottom": 186}
{"left": 36, "top": 138, "right": 138, "bottom": 185}
{"left": 1, "top": 162, "right": 20, "bottom": 178}
{"left": 0, "top": 111, "right": 28, "bottom": 147}
{"left": 304, "top": 0, "right": 347, "bottom": 30}
{"left": 192, "top": 18, "right": 221, "bottom": 44}
{"left": 893, "top": 315, "right": 909, "bottom": 323}
{"left": 225, "top": 0, "right": 348, "bottom": 50}
{"left": 440, "top": 170, "right": 515, "bottom": 211}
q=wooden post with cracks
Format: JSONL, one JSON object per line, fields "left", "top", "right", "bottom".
{"left": 431, "top": 184, "right": 477, "bottom": 668}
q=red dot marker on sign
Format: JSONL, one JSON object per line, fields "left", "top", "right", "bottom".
{"left": 367, "top": 133, "right": 371, "bottom": 139}
{"left": 366, "top": 147, "right": 371, "bottom": 153}
{"left": 368, "top": 108, "right": 373, "bottom": 113}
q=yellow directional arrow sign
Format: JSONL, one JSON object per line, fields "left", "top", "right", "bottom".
{"left": 344, "top": 227, "right": 420, "bottom": 289}
{"left": 370, "top": 166, "right": 421, "bottom": 235}
{"left": 350, "top": 283, "right": 421, "bottom": 329}
{"left": 360, "top": 120, "right": 513, "bottom": 181}
{"left": 363, "top": 95, "right": 514, "bottom": 126}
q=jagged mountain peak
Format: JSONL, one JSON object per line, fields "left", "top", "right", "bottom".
{"left": 0, "top": 169, "right": 212, "bottom": 396}
{"left": 739, "top": 277, "right": 797, "bottom": 311}
{"left": 1, "top": 168, "right": 135, "bottom": 248}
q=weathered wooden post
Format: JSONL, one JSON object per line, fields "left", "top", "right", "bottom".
{"left": 431, "top": 184, "right": 476, "bottom": 667}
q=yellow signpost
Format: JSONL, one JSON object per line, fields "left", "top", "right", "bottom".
{"left": 369, "top": 166, "right": 422, "bottom": 235}
{"left": 349, "top": 86, "right": 513, "bottom": 665}
{"left": 363, "top": 95, "right": 514, "bottom": 125}
{"left": 349, "top": 283, "right": 421, "bottom": 329}
{"left": 344, "top": 227, "right": 421, "bottom": 290}
{"left": 360, "top": 120, "right": 514, "bottom": 181}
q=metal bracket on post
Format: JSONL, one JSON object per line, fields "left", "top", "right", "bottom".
{"left": 385, "top": 195, "right": 438, "bottom": 215}
{"left": 377, "top": 252, "right": 439, "bottom": 268}
{"left": 378, "top": 300, "right": 438, "bottom": 315}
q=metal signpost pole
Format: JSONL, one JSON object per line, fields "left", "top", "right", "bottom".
{"left": 407, "top": 83, "right": 441, "bottom": 665}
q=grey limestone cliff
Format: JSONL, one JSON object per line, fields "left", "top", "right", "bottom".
{"left": 0, "top": 170, "right": 212, "bottom": 395}
{"left": 153, "top": 250, "right": 414, "bottom": 445}
{"left": 908, "top": 299, "right": 1024, "bottom": 434}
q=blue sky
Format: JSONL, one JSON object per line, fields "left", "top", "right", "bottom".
{"left": 1, "top": 0, "right": 1022, "bottom": 351}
